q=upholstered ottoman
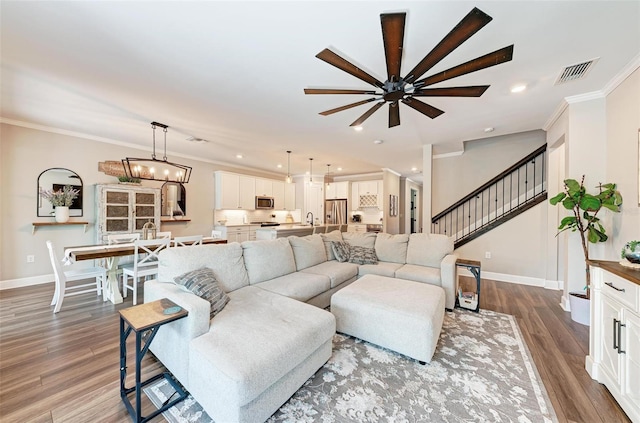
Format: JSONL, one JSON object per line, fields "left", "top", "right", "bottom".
{"left": 331, "top": 274, "right": 445, "bottom": 363}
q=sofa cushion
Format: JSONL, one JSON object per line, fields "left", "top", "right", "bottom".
{"left": 395, "top": 263, "right": 442, "bottom": 286}
{"left": 242, "top": 239, "right": 296, "bottom": 284}
{"left": 375, "top": 233, "right": 409, "bottom": 264}
{"left": 406, "top": 233, "right": 454, "bottom": 268}
{"left": 342, "top": 232, "right": 377, "bottom": 249}
{"left": 158, "top": 243, "right": 249, "bottom": 293}
{"left": 188, "top": 286, "right": 336, "bottom": 406}
{"left": 301, "top": 261, "right": 359, "bottom": 288}
{"left": 173, "top": 267, "right": 230, "bottom": 319}
{"left": 331, "top": 241, "right": 351, "bottom": 262}
{"left": 255, "top": 272, "right": 330, "bottom": 302}
{"left": 320, "top": 230, "right": 343, "bottom": 260}
{"left": 348, "top": 246, "right": 378, "bottom": 265}
{"left": 288, "top": 234, "right": 327, "bottom": 271}
{"left": 358, "top": 261, "right": 404, "bottom": 278}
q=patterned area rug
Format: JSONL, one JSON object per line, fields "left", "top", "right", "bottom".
{"left": 145, "top": 309, "right": 558, "bottom": 422}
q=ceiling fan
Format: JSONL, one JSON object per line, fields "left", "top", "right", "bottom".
{"left": 304, "top": 8, "right": 514, "bottom": 128}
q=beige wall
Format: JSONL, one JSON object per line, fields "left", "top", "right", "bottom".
{"left": 0, "top": 123, "right": 280, "bottom": 285}
{"left": 382, "top": 169, "right": 400, "bottom": 234}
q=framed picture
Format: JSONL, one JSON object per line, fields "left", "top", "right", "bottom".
{"left": 389, "top": 194, "right": 398, "bottom": 217}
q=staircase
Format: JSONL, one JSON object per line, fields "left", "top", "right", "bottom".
{"left": 431, "top": 144, "right": 547, "bottom": 249}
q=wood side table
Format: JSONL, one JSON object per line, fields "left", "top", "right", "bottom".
{"left": 456, "top": 258, "right": 481, "bottom": 312}
{"left": 119, "top": 298, "right": 188, "bottom": 423}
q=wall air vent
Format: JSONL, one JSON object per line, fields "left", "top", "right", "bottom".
{"left": 554, "top": 58, "right": 599, "bottom": 85}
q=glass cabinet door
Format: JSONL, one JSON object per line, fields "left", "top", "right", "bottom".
{"left": 105, "top": 190, "right": 131, "bottom": 233}
{"left": 134, "top": 192, "right": 156, "bottom": 230}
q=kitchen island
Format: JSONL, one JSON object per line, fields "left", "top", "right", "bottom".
{"left": 255, "top": 224, "right": 344, "bottom": 240}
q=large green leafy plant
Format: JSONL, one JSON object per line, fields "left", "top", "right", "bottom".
{"left": 550, "top": 176, "right": 623, "bottom": 298}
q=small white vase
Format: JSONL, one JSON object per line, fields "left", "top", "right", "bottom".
{"left": 569, "top": 292, "right": 590, "bottom": 326}
{"left": 55, "top": 206, "right": 70, "bottom": 223}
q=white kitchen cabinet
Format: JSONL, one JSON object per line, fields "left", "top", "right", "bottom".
{"left": 588, "top": 262, "right": 640, "bottom": 422}
{"left": 255, "top": 178, "right": 273, "bottom": 197}
{"left": 326, "top": 181, "right": 349, "bottom": 199}
{"left": 358, "top": 181, "right": 378, "bottom": 195}
{"left": 215, "top": 171, "right": 256, "bottom": 210}
{"left": 284, "top": 182, "right": 296, "bottom": 211}
{"left": 347, "top": 224, "right": 367, "bottom": 233}
{"left": 377, "top": 180, "right": 384, "bottom": 209}
{"left": 272, "top": 181, "right": 285, "bottom": 209}
{"left": 350, "top": 183, "right": 359, "bottom": 210}
{"left": 214, "top": 224, "right": 260, "bottom": 243}
{"left": 352, "top": 180, "right": 382, "bottom": 209}
{"left": 96, "top": 184, "right": 160, "bottom": 243}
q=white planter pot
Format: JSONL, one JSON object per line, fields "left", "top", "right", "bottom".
{"left": 55, "top": 206, "right": 70, "bottom": 223}
{"left": 569, "top": 292, "right": 590, "bottom": 326}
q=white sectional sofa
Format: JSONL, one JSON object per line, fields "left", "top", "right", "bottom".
{"left": 144, "top": 231, "right": 456, "bottom": 422}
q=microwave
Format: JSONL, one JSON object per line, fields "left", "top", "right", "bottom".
{"left": 255, "top": 196, "right": 275, "bottom": 209}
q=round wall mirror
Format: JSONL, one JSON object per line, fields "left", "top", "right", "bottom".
{"left": 37, "top": 168, "right": 83, "bottom": 217}
{"left": 161, "top": 182, "right": 186, "bottom": 217}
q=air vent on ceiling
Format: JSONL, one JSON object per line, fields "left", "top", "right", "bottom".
{"left": 554, "top": 58, "right": 599, "bottom": 85}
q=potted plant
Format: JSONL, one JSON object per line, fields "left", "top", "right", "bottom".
{"left": 118, "top": 175, "right": 141, "bottom": 185}
{"left": 549, "top": 176, "right": 623, "bottom": 325}
{"left": 39, "top": 185, "right": 80, "bottom": 223}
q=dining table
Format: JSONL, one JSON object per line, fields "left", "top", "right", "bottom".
{"left": 63, "top": 237, "right": 227, "bottom": 304}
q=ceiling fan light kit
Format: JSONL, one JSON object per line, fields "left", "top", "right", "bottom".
{"left": 305, "top": 7, "right": 514, "bottom": 128}
{"left": 122, "top": 122, "right": 192, "bottom": 183}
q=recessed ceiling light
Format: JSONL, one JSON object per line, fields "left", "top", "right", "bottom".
{"left": 236, "top": 154, "right": 243, "bottom": 159}
{"left": 373, "top": 139, "right": 383, "bottom": 145}
{"left": 353, "top": 126, "right": 363, "bottom": 132}
{"left": 337, "top": 167, "right": 343, "bottom": 171}
{"left": 484, "top": 127, "right": 495, "bottom": 133}
{"left": 510, "top": 84, "right": 526, "bottom": 93}
{"left": 276, "top": 164, "right": 282, "bottom": 169}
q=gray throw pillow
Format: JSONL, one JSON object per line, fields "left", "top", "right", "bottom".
{"left": 348, "top": 246, "right": 378, "bottom": 265}
{"left": 173, "top": 267, "right": 230, "bottom": 319}
{"left": 330, "top": 241, "right": 351, "bottom": 263}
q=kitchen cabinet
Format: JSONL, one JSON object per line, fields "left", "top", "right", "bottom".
{"left": 352, "top": 180, "right": 382, "bottom": 209}
{"left": 347, "top": 224, "right": 367, "bottom": 233}
{"left": 588, "top": 261, "right": 640, "bottom": 422}
{"left": 215, "top": 171, "right": 255, "bottom": 210}
{"left": 214, "top": 225, "right": 260, "bottom": 243}
{"left": 326, "top": 181, "right": 349, "bottom": 200}
{"left": 96, "top": 184, "right": 160, "bottom": 243}
{"left": 255, "top": 178, "right": 273, "bottom": 197}
{"left": 377, "top": 180, "right": 384, "bottom": 209}
{"left": 272, "top": 181, "right": 285, "bottom": 209}
{"left": 284, "top": 182, "right": 296, "bottom": 211}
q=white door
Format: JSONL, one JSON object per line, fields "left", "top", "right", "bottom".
{"left": 306, "top": 183, "right": 324, "bottom": 224}
{"left": 600, "top": 295, "right": 623, "bottom": 385}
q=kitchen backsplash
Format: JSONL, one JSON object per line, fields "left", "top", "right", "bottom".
{"left": 351, "top": 208, "right": 383, "bottom": 224}
{"left": 214, "top": 209, "right": 302, "bottom": 226}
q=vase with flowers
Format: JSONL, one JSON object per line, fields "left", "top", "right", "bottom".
{"left": 39, "top": 185, "right": 80, "bottom": 223}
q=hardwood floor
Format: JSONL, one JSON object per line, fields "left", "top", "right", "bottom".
{"left": 0, "top": 278, "right": 631, "bottom": 423}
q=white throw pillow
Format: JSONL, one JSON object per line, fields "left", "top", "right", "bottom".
{"left": 288, "top": 234, "right": 327, "bottom": 270}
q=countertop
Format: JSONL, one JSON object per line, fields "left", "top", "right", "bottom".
{"left": 589, "top": 260, "right": 640, "bottom": 286}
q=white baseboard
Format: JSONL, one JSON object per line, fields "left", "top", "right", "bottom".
{"left": 560, "top": 294, "right": 571, "bottom": 311}
{"left": 0, "top": 274, "right": 54, "bottom": 290}
{"left": 458, "top": 268, "right": 562, "bottom": 290}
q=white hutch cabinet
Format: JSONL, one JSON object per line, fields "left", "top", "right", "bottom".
{"left": 587, "top": 261, "right": 640, "bottom": 422}
{"left": 95, "top": 184, "right": 161, "bottom": 243}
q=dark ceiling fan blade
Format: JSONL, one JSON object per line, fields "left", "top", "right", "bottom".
{"left": 415, "top": 45, "right": 514, "bottom": 88}
{"left": 401, "top": 97, "right": 445, "bottom": 119}
{"left": 389, "top": 102, "right": 400, "bottom": 128}
{"left": 403, "top": 7, "right": 493, "bottom": 84}
{"left": 350, "top": 102, "right": 385, "bottom": 126}
{"left": 319, "top": 98, "right": 378, "bottom": 116}
{"left": 381, "top": 13, "right": 406, "bottom": 82}
{"left": 412, "top": 85, "right": 489, "bottom": 97}
{"left": 316, "top": 49, "right": 384, "bottom": 89}
{"left": 305, "top": 88, "right": 378, "bottom": 95}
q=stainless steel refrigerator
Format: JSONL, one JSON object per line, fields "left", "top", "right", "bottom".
{"left": 325, "top": 199, "right": 348, "bottom": 225}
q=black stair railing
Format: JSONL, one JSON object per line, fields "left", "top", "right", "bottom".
{"left": 432, "top": 144, "right": 547, "bottom": 248}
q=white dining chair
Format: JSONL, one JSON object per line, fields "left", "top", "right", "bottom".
{"left": 211, "top": 230, "right": 222, "bottom": 239}
{"left": 173, "top": 235, "right": 204, "bottom": 247}
{"left": 156, "top": 231, "right": 172, "bottom": 239}
{"left": 121, "top": 238, "right": 171, "bottom": 305}
{"left": 47, "top": 240, "right": 107, "bottom": 313}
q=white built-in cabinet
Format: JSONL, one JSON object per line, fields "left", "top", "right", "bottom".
{"left": 95, "top": 184, "right": 161, "bottom": 243}
{"left": 325, "top": 181, "right": 349, "bottom": 199}
{"left": 215, "top": 171, "right": 295, "bottom": 210}
{"left": 213, "top": 224, "right": 260, "bottom": 243}
{"left": 350, "top": 180, "right": 383, "bottom": 210}
{"left": 588, "top": 261, "right": 640, "bottom": 422}
{"left": 347, "top": 224, "right": 366, "bottom": 233}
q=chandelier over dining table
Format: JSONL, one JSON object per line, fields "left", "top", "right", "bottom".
{"left": 122, "top": 122, "right": 192, "bottom": 183}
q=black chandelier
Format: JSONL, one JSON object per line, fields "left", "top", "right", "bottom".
{"left": 122, "top": 122, "right": 192, "bottom": 183}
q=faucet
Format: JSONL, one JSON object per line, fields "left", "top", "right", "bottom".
{"left": 306, "top": 212, "right": 314, "bottom": 225}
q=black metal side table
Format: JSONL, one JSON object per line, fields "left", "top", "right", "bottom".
{"left": 119, "top": 298, "right": 188, "bottom": 423}
{"left": 455, "top": 258, "right": 481, "bottom": 312}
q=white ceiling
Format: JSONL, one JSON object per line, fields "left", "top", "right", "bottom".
{"left": 2, "top": 1, "right": 639, "bottom": 182}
